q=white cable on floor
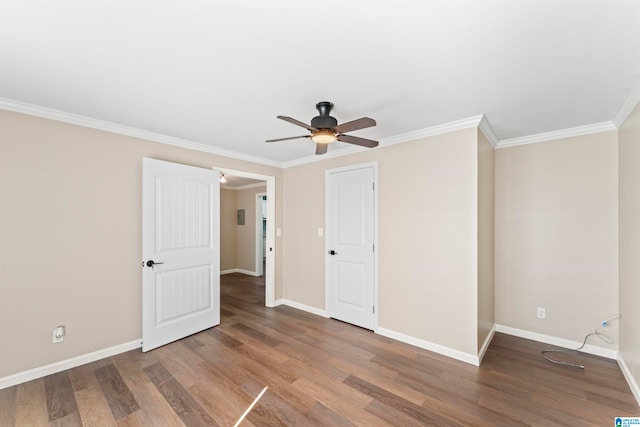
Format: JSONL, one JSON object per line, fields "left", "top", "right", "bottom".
{"left": 234, "top": 386, "right": 268, "bottom": 427}
{"left": 541, "top": 314, "right": 621, "bottom": 369}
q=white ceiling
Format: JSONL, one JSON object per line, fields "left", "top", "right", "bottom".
{"left": 1, "top": 1, "right": 639, "bottom": 166}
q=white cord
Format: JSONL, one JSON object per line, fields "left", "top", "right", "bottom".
{"left": 541, "top": 314, "right": 621, "bottom": 369}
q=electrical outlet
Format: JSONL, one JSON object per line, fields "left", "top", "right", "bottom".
{"left": 52, "top": 325, "right": 65, "bottom": 343}
{"left": 537, "top": 307, "right": 546, "bottom": 319}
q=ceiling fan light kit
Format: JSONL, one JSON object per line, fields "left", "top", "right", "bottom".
{"left": 311, "top": 129, "right": 337, "bottom": 144}
{"left": 266, "top": 101, "right": 379, "bottom": 155}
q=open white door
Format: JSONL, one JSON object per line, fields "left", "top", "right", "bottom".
{"left": 142, "top": 158, "right": 220, "bottom": 352}
{"left": 326, "top": 163, "right": 377, "bottom": 330}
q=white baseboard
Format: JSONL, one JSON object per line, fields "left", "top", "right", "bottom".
{"left": 376, "top": 327, "right": 480, "bottom": 366}
{"left": 275, "top": 299, "right": 329, "bottom": 318}
{"left": 478, "top": 325, "right": 496, "bottom": 364}
{"left": 496, "top": 325, "right": 640, "bottom": 406}
{"left": 274, "top": 300, "right": 484, "bottom": 366}
{"left": 0, "top": 339, "right": 142, "bottom": 390}
{"left": 220, "top": 268, "right": 260, "bottom": 277}
{"left": 618, "top": 354, "right": 640, "bottom": 407}
{"left": 495, "top": 324, "right": 618, "bottom": 359}
{"left": 237, "top": 268, "right": 260, "bottom": 277}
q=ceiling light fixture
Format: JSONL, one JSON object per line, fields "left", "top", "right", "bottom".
{"left": 219, "top": 173, "right": 227, "bottom": 184}
{"left": 311, "top": 129, "right": 337, "bottom": 144}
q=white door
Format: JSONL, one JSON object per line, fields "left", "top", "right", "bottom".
{"left": 142, "top": 158, "right": 220, "bottom": 352}
{"left": 326, "top": 164, "right": 376, "bottom": 330}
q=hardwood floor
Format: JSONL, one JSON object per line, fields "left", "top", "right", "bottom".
{"left": 1, "top": 272, "right": 638, "bottom": 426}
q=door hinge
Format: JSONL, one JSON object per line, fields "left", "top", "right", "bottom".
{"left": 373, "top": 305, "right": 375, "bottom": 314}
{"left": 373, "top": 243, "right": 375, "bottom": 252}
{"left": 372, "top": 182, "right": 375, "bottom": 191}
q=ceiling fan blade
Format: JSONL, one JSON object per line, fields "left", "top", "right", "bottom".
{"left": 334, "top": 117, "right": 376, "bottom": 133}
{"left": 337, "top": 134, "right": 379, "bottom": 148}
{"left": 265, "top": 135, "right": 309, "bottom": 142}
{"left": 277, "top": 116, "right": 317, "bottom": 131}
{"left": 315, "top": 143, "right": 328, "bottom": 155}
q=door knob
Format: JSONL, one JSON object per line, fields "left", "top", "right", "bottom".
{"left": 146, "top": 260, "right": 164, "bottom": 269}
{"left": 328, "top": 250, "right": 338, "bottom": 255}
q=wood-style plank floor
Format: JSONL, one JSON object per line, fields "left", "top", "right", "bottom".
{"left": 1, "top": 272, "right": 638, "bottom": 426}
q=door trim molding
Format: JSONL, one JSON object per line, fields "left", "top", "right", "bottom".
{"left": 256, "top": 192, "right": 266, "bottom": 277}
{"left": 213, "top": 167, "right": 276, "bottom": 308}
{"left": 324, "top": 161, "right": 379, "bottom": 331}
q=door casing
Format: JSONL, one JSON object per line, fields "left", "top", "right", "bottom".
{"left": 256, "top": 192, "right": 266, "bottom": 277}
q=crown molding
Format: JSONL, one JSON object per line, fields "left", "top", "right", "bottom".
{"left": 496, "top": 121, "right": 618, "bottom": 149}
{"left": 478, "top": 115, "right": 498, "bottom": 148}
{"left": 282, "top": 115, "right": 485, "bottom": 168}
{"left": 613, "top": 78, "right": 640, "bottom": 128}
{"left": 0, "top": 97, "right": 284, "bottom": 169}
{"left": 5, "top": 95, "right": 634, "bottom": 165}
{"left": 381, "top": 114, "right": 484, "bottom": 148}
{"left": 2, "top": 96, "right": 484, "bottom": 170}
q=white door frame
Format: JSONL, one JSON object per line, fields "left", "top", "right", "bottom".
{"left": 256, "top": 192, "right": 266, "bottom": 277}
{"left": 325, "top": 161, "right": 379, "bottom": 331}
{"left": 213, "top": 166, "right": 276, "bottom": 308}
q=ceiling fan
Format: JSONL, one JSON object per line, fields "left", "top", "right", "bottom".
{"left": 266, "top": 102, "right": 379, "bottom": 155}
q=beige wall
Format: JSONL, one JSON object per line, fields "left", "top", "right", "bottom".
{"left": 220, "top": 189, "right": 237, "bottom": 271}
{"left": 283, "top": 128, "right": 480, "bottom": 355}
{"left": 619, "top": 102, "right": 640, "bottom": 398}
{"left": 4, "top": 100, "right": 628, "bottom": 386}
{"left": 281, "top": 161, "right": 327, "bottom": 307}
{"left": 3, "top": 102, "right": 634, "bottom": 382}
{"left": 477, "top": 131, "right": 495, "bottom": 351}
{"left": 0, "top": 110, "right": 283, "bottom": 378}
{"left": 236, "top": 186, "right": 266, "bottom": 273}
{"left": 495, "top": 131, "right": 619, "bottom": 350}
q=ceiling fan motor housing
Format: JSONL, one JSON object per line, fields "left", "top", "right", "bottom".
{"left": 311, "top": 115, "right": 338, "bottom": 129}
{"left": 311, "top": 101, "right": 338, "bottom": 129}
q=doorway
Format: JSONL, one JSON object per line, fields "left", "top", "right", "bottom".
{"left": 214, "top": 167, "right": 276, "bottom": 308}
